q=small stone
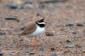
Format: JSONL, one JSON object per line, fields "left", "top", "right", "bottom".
{"left": 51, "top": 53, "right": 57, "bottom": 56}
{"left": 39, "top": 4, "right": 46, "bottom": 8}
{"left": 75, "top": 44, "right": 82, "bottom": 48}
{"left": 74, "top": 36, "right": 80, "bottom": 41}
{"left": 45, "top": 31, "right": 54, "bottom": 36}
{"left": 65, "top": 44, "right": 74, "bottom": 48}
{"left": 82, "top": 50, "right": 85, "bottom": 53}
{"left": 0, "top": 53, "right": 3, "bottom": 56}
{"left": 8, "top": 2, "right": 23, "bottom": 9}
{"left": 69, "top": 30, "right": 78, "bottom": 34}
{"left": 19, "top": 38, "right": 24, "bottom": 41}
{"left": 25, "top": 44, "right": 29, "bottom": 48}
{"left": 29, "top": 52, "right": 35, "bottom": 55}
{"left": 20, "top": 25, "right": 25, "bottom": 30}
{"left": 56, "top": 0, "right": 68, "bottom": 2}
{"left": 5, "top": 16, "right": 20, "bottom": 22}
{"left": 83, "top": 30, "right": 85, "bottom": 35}
{"left": 25, "top": 50, "right": 29, "bottom": 53}
{"left": 64, "top": 50, "right": 71, "bottom": 53}
{"left": 76, "top": 23, "right": 84, "bottom": 27}
{"left": 66, "top": 39, "right": 71, "bottom": 43}
{"left": 50, "top": 48, "right": 56, "bottom": 51}
{"left": 36, "top": 13, "right": 42, "bottom": 16}
{"left": 40, "top": 0, "right": 57, "bottom": 3}
{"left": 0, "top": 51, "right": 3, "bottom": 56}
{"left": 0, "top": 32, "right": 6, "bottom": 35}
{"left": 8, "top": 2, "right": 17, "bottom": 9}
{"left": 66, "top": 23, "right": 75, "bottom": 26}
{"left": 40, "top": 0, "right": 68, "bottom": 3}
{"left": 39, "top": 47, "right": 44, "bottom": 51}
{"left": 64, "top": 22, "right": 75, "bottom": 27}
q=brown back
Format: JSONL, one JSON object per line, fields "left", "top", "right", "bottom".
{"left": 20, "top": 22, "right": 36, "bottom": 36}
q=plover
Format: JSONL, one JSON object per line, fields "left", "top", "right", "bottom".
{"left": 20, "top": 18, "right": 46, "bottom": 46}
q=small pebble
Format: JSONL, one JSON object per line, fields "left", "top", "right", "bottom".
{"left": 29, "top": 52, "right": 35, "bottom": 55}
{"left": 45, "top": 31, "right": 54, "bottom": 36}
{"left": 50, "top": 48, "right": 56, "bottom": 51}
{"left": 76, "top": 23, "right": 84, "bottom": 27}
{"left": 40, "top": 0, "right": 56, "bottom": 2}
{"left": 64, "top": 50, "right": 71, "bottom": 53}
{"left": 63, "top": 22, "right": 75, "bottom": 27}
{"left": 5, "top": 16, "right": 20, "bottom": 22}
{"left": 65, "top": 44, "right": 74, "bottom": 48}
{"left": 56, "top": 0, "right": 68, "bottom": 2}
{"left": 39, "top": 47, "right": 44, "bottom": 51}
{"left": 51, "top": 53, "right": 57, "bottom": 56}
{"left": 69, "top": 30, "right": 78, "bottom": 34}
{"left": 25, "top": 50, "right": 29, "bottom": 53}
{"left": 39, "top": 4, "right": 46, "bottom": 8}
{"left": 75, "top": 44, "right": 82, "bottom": 48}
{"left": 66, "top": 23, "right": 75, "bottom": 26}
{"left": 40, "top": 0, "right": 67, "bottom": 3}
{"left": 83, "top": 30, "right": 85, "bottom": 35}
{"left": 25, "top": 44, "right": 29, "bottom": 48}
{"left": 0, "top": 32, "right": 6, "bottom": 35}
{"left": 0, "top": 51, "right": 3, "bottom": 56}
{"left": 82, "top": 50, "right": 85, "bottom": 53}
{"left": 8, "top": 2, "right": 23, "bottom": 9}
{"left": 20, "top": 25, "right": 25, "bottom": 30}
{"left": 0, "top": 53, "right": 3, "bottom": 56}
{"left": 19, "top": 38, "right": 24, "bottom": 41}
{"left": 36, "top": 13, "right": 42, "bottom": 16}
{"left": 66, "top": 39, "right": 71, "bottom": 43}
{"left": 8, "top": 2, "right": 17, "bottom": 9}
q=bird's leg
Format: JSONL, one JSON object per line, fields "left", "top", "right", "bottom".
{"left": 29, "top": 37, "right": 40, "bottom": 47}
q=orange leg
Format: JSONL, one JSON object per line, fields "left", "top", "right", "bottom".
{"left": 29, "top": 37, "right": 41, "bottom": 47}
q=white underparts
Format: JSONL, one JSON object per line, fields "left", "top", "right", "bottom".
{"left": 31, "top": 25, "right": 45, "bottom": 36}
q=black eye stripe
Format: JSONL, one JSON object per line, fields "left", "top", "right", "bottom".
{"left": 37, "top": 24, "right": 45, "bottom": 27}
{"left": 39, "top": 21, "right": 44, "bottom": 22}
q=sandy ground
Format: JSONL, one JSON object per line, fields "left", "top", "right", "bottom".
{"left": 0, "top": 0, "right": 85, "bottom": 56}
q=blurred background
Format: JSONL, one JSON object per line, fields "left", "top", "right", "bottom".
{"left": 0, "top": 0, "right": 85, "bottom": 56}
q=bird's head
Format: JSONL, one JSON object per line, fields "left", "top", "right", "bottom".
{"left": 36, "top": 18, "right": 46, "bottom": 27}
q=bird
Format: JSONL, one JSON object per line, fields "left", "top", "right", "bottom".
{"left": 20, "top": 18, "right": 46, "bottom": 46}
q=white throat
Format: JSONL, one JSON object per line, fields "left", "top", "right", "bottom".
{"left": 31, "top": 25, "right": 45, "bottom": 36}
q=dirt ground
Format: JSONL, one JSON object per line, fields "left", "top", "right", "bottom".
{"left": 0, "top": 0, "right": 85, "bottom": 56}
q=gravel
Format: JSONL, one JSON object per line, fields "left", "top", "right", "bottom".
{"left": 5, "top": 15, "right": 20, "bottom": 22}
{"left": 69, "top": 30, "right": 78, "bottom": 34}
{"left": 66, "top": 39, "right": 71, "bottom": 43}
{"left": 45, "top": 31, "right": 55, "bottom": 36}
{"left": 51, "top": 53, "right": 57, "bottom": 56}
{"left": 0, "top": 32, "right": 6, "bottom": 35}
{"left": 65, "top": 44, "right": 74, "bottom": 48}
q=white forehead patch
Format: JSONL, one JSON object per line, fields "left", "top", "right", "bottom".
{"left": 38, "top": 22, "right": 45, "bottom": 24}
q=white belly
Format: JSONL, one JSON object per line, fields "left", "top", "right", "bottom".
{"left": 31, "top": 25, "right": 45, "bottom": 36}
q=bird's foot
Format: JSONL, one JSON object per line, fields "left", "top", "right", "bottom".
{"left": 29, "top": 38, "right": 41, "bottom": 47}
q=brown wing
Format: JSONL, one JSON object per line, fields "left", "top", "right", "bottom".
{"left": 20, "top": 22, "right": 36, "bottom": 36}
